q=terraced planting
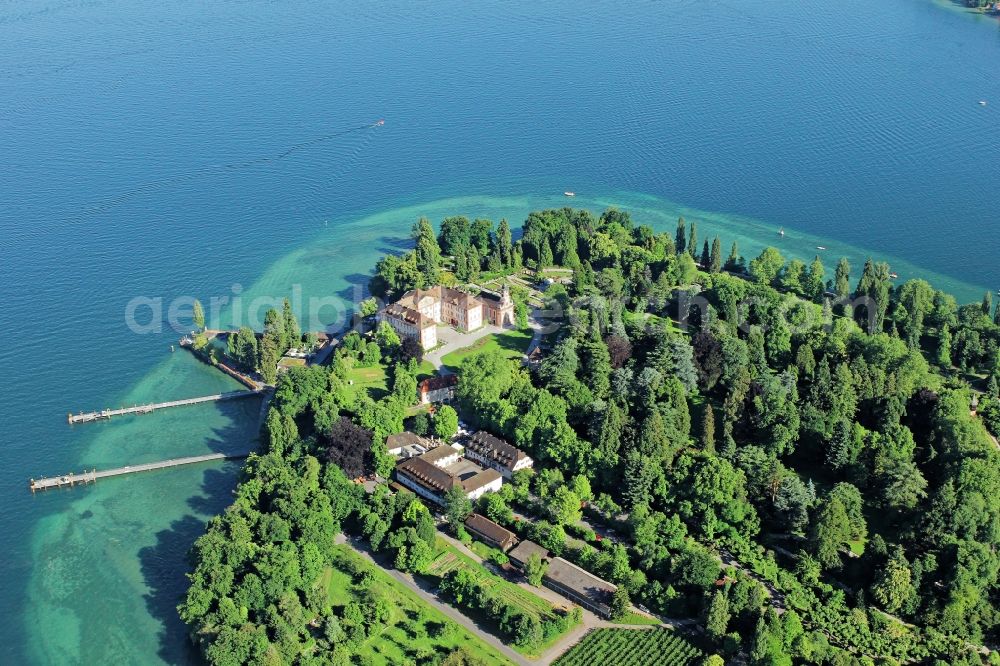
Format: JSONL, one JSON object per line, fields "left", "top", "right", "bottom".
{"left": 554, "top": 628, "right": 703, "bottom": 666}
{"left": 425, "top": 545, "right": 556, "bottom": 620}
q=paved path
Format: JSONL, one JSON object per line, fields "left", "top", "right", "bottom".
{"left": 523, "top": 307, "right": 546, "bottom": 360}
{"left": 425, "top": 323, "right": 505, "bottom": 374}
{"left": 335, "top": 534, "right": 531, "bottom": 666}
{"left": 308, "top": 340, "right": 337, "bottom": 366}
{"left": 432, "top": 529, "right": 686, "bottom": 664}
{"left": 719, "top": 548, "right": 786, "bottom": 613}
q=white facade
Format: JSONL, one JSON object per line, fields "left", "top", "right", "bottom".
{"left": 511, "top": 456, "right": 534, "bottom": 475}
{"left": 396, "top": 465, "right": 501, "bottom": 505}
{"left": 378, "top": 310, "right": 437, "bottom": 349}
{"left": 411, "top": 293, "right": 441, "bottom": 322}
{"left": 465, "top": 474, "right": 504, "bottom": 501}
{"left": 463, "top": 432, "right": 534, "bottom": 479}
{"left": 425, "top": 449, "right": 461, "bottom": 468}
{"left": 396, "top": 473, "right": 447, "bottom": 505}
{"left": 466, "top": 449, "right": 534, "bottom": 479}
{"left": 443, "top": 299, "right": 482, "bottom": 331}
{"left": 421, "top": 386, "right": 451, "bottom": 404}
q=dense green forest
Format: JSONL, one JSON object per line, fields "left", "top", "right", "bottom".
{"left": 182, "top": 207, "right": 1000, "bottom": 665}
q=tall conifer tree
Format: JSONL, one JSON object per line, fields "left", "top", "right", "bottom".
{"left": 675, "top": 217, "right": 687, "bottom": 255}
{"left": 710, "top": 237, "right": 722, "bottom": 273}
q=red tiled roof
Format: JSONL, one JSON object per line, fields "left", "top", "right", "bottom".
{"left": 419, "top": 374, "right": 458, "bottom": 393}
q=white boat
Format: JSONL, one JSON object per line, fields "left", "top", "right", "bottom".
{"left": 816, "top": 246, "right": 826, "bottom": 250}
{"left": 564, "top": 191, "right": 575, "bottom": 197}
{"left": 980, "top": 100, "right": 988, "bottom": 106}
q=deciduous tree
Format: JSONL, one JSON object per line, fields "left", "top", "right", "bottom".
{"left": 524, "top": 552, "right": 548, "bottom": 587}
{"left": 434, "top": 404, "right": 459, "bottom": 440}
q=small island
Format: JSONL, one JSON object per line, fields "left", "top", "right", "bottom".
{"left": 180, "top": 207, "right": 1000, "bottom": 666}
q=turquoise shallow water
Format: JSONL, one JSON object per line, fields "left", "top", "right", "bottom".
{"left": 2, "top": 0, "right": 999, "bottom": 663}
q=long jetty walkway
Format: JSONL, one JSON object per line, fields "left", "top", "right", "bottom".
{"left": 67, "top": 389, "right": 261, "bottom": 424}
{"left": 29, "top": 452, "right": 249, "bottom": 492}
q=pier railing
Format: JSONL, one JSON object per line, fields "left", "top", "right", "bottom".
{"left": 29, "top": 452, "right": 250, "bottom": 492}
{"left": 67, "top": 390, "right": 261, "bottom": 424}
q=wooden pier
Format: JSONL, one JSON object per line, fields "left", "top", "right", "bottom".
{"left": 29, "top": 452, "right": 249, "bottom": 492}
{"left": 67, "top": 389, "right": 261, "bottom": 424}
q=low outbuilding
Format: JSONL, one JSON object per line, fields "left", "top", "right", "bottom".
{"left": 464, "top": 513, "right": 518, "bottom": 552}
{"left": 506, "top": 539, "right": 618, "bottom": 618}
{"left": 507, "top": 539, "right": 549, "bottom": 569}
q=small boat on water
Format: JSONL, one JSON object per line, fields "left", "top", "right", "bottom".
{"left": 816, "top": 246, "right": 827, "bottom": 250}
{"left": 889, "top": 272, "right": 899, "bottom": 279}
{"left": 564, "top": 191, "right": 575, "bottom": 197}
{"left": 779, "top": 228, "right": 785, "bottom": 237}
{"left": 980, "top": 101, "right": 988, "bottom": 107}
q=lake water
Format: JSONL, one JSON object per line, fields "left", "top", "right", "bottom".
{"left": 2, "top": 0, "right": 999, "bottom": 662}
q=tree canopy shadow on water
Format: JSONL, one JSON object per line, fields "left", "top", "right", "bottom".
{"left": 336, "top": 272, "right": 375, "bottom": 306}
{"left": 377, "top": 234, "right": 414, "bottom": 251}
{"left": 137, "top": 417, "right": 251, "bottom": 663}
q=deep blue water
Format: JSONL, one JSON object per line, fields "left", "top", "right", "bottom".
{"left": 2, "top": 0, "right": 999, "bottom": 662}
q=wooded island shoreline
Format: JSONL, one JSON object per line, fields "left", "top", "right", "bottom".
{"left": 179, "top": 207, "right": 1000, "bottom": 666}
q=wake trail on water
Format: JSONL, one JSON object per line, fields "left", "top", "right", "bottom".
{"left": 220, "top": 123, "right": 380, "bottom": 170}
{"left": 80, "top": 121, "right": 383, "bottom": 218}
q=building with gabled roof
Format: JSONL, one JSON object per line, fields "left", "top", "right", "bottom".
{"left": 545, "top": 557, "right": 616, "bottom": 618}
{"left": 394, "top": 446, "right": 503, "bottom": 505}
{"left": 461, "top": 468, "right": 503, "bottom": 500}
{"left": 379, "top": 285, "right": 485, "bottom": 350}
{"left": 420, "top": 444, "right": 462, "bottom": 468}
{"left": 465, "top": 513, "right": 518, "bottom": 552}
{"left": 464, "top": 430, "right": 533, "bottom": 478}
{"left": 419, "top": 374, "right": 458, "bottom": 404}
{"left": 379, "top": 301, "right": 438, "bottom": 349}
{"left": 507, "top": 539, "right": 549, "bottom": 569}
{"left": 396, "top": 456, "right": 461, "bottom": 499}
{"left": 386, "top": 431, "right": 430, "bottom": 458}
{"left": 506, "top": 539, "right": 618, "bottom": 618}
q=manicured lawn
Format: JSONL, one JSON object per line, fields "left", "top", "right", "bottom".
{"left": 323, "top": 545, "right": 514, "bottom": 666}
{"left": 553, "top": 628, "right": 703, "bottom": 666}
{"left": 440, "top": 328, "right": 534, "bottom": 373}
{"left": 343, "top": 360, "right": 436, "bottom": 403}
{"left": 343, "top": 364, "right": 389, "bottom": 401}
